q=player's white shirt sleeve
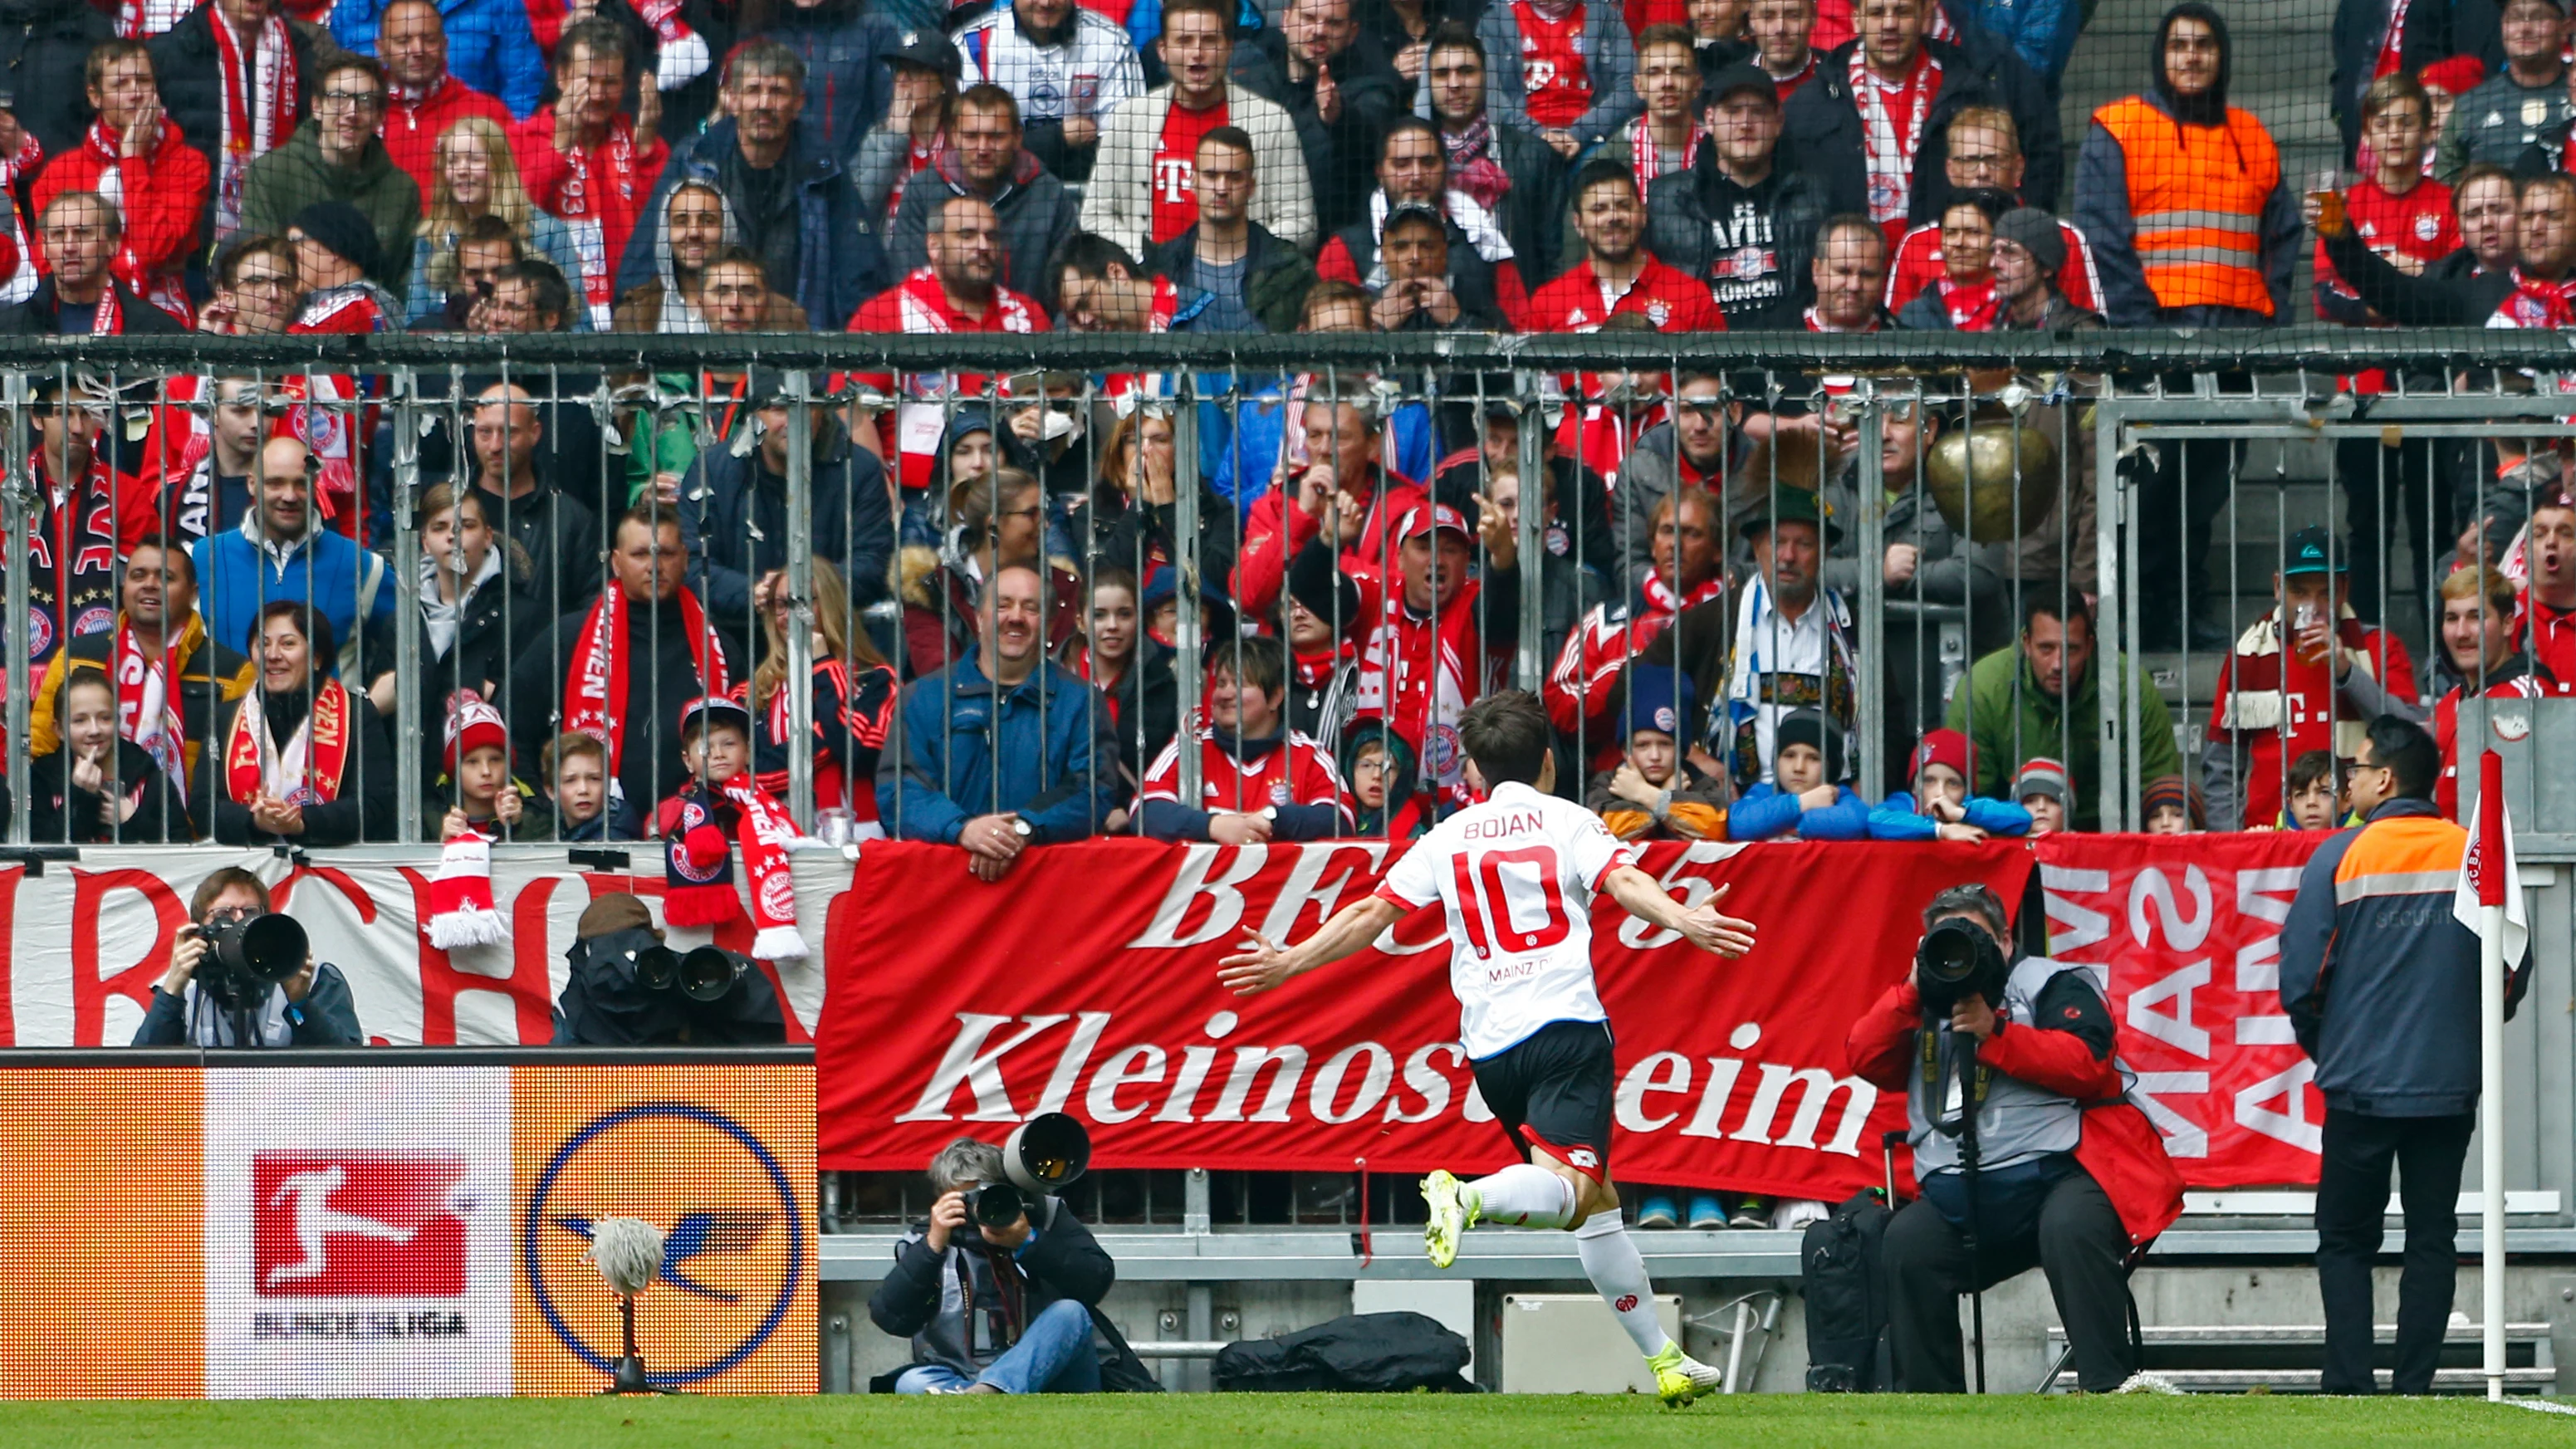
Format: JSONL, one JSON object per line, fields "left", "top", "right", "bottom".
{"left": 1375, "top": 817, "right": 1443, "bottom": 910}
{"left": 1560, "top": 800, "right": 1634, "bottom": 894}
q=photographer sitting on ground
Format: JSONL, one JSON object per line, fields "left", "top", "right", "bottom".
{"left": 1844, "top": 884, "right": 2182, "bottom": 1393}
{"left": 869, "top": 1136, "right": 1146, "bottom": 1394}
{"left": 134, "top": 868, "right": 362, "bottom": 1046}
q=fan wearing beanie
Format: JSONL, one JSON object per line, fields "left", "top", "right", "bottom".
{"left": 2142, "top": 774, "right": 2203, "bottom": 835}
{"left": 1863, "top": 728, "right": 2032, "bottom": 840}
{"left": 1726, "top": 707, "right": 1870, "bottom": 840}
{"left": 1585, "top": 665, "right": 1731, "bottom": 841}
{"left": 427, "top": 691, "right": 522, "bottom": 948}
{"left": 656, "top": 696, "right": 808, "bottom": 961}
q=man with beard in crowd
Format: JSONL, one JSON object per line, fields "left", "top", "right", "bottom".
{"left": 1419, "top": 25, "right": 1564, "bottom": 293}
{"left": 1550, "top": 487, "right": 1729, "bottom": 775}
{"left": 1647, "top": 63, "right": 1824, "bottom": 328}
{"left": 887, "top": 86, "right": 1081, "bottom": 307}
{"left": 1317, "top": 119, "right": 1529, "bottom": 324}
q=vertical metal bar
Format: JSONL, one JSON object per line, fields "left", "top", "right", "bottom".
{"left": 390, "top": 368, "right": 424, "bottom": 843}
{"left": 3, "top": 370, "right": 28, "bottom": 847}
{"left": 2093, "top": 400, "right": 2126, "bottom": 833}
{"left": 1176, "top": 389, "right": 1204, "bottom": 803}
{"left": 786, "top": 370, "right": 817, "bottom": 830}
{"left": 1856, "top": 392, "right": 1887, "bottom": 805}
{"left": 1514, "top": 374, "right": 1546, "bottom": 693}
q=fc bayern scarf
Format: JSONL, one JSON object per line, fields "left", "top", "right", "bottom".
{"left": 224, "top": 677, "right": 354, "bottom": 808}
{"left": 663, "top": 774, "right": 806, "bottom": 960}
{"left": 211, "top": 7, "right": 296, "bottom": 240}
{"left": 30, "top": 453, "right": 125, "bottom": 660}
{"left": 427, "top": 825, "right": 505, "bottom": 948}
{"left": 114, "top": 616, "right": 186, "bottom": 789}
{"left": 561, "top": 585, "right": 730, "bottom": 783}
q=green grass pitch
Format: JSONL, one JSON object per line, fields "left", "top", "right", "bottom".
{"left": 3, "top": 1393, "right": 2574, "bottom": 1448}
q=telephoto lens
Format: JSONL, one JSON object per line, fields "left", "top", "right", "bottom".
{"left": 1914, "top": 916, "right": 2008, "bottom": 1017}
{"left": 967, "top": 1182, "right": 1028, "bottom": 1230}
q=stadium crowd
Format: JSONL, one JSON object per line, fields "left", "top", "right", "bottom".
{"left": 0, "top": 0, "right": 2567, "bottom": 874}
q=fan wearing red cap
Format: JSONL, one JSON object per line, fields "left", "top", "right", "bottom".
{"left": 658, "top": 696, "right": 809, "bottom": 961}
{"left": 426, "top": 692, "right": 520, "bottom": 949}
{"left": 1863, "top": 727, "right": 2031, "bottom": 842}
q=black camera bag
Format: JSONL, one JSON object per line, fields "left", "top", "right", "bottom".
{"left": 1800, "top": 1188, "right": 1893, "bottom": 1392}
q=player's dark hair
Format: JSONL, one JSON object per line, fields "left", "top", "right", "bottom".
{"left": 2362, "top": 715, "right": 2439, "bottom": 800}
{"left": 1459, "top": 690, "right": 1552, "bottom": 786}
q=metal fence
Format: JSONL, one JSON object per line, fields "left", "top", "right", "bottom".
{"left": 4, "top": 328, "right": 2569, "bottom": 852}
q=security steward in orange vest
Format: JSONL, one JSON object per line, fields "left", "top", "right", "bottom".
{"left": 2074, "top": 2, "right": 2299, "bottom": 652}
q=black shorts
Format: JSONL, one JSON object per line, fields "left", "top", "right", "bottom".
{"left": 1471, "top": 1019, "right": 1616, "bottom": 1182}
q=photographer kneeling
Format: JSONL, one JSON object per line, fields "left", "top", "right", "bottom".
{"left": 1846, "top": 884, "right": 2182, "bottom": 1393}
{"left": 869, "top": 1137, "right": 1141, "bottom": 1394}
{"left": 135, "top": 868, "right": 362, "bottom": 1046}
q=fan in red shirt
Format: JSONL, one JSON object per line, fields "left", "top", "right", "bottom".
{"left": 1548, "top": 487, "right": 1727, "bottom": 772}
{"left": 1150, "top": 88, "right": 1229, "bottom": 245}
{"left": 845, "top": 193, "right": 1050, "bottom": 493}
{"left": 2314, "top": 75, "right": 2457, "bottom": 394}
{"left": 508, "top": 20, "right": 666, "bottom": 331}
{"left": 2431, "top": 565, "right": 2559, "bottom": 818}
{"left": 2525, "top": 488, "right": 2576, "bottom": 686}
{"left": 28, "top": 41, "right": 205, "bottom": 323}
{"left": 1514, "top": 0, "right": 1599, "bottom": 137}
{"left": 1883, "top": 105, "right": 2097, "bottom": 314}
{"left": 374, "top": 0, "right": 512, "bottom": 203}
{"left": 1232, "top": 386, "right": 1428, "bottom": 622}
{"left": 1134, "top": 636, "right": 1352, "bottom": 842}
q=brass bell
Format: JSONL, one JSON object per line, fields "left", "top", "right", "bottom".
{"left": 1926, "top": 419, "right": 2059, "bottom": 541}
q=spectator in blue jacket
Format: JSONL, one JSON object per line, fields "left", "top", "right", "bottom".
{"left": 331, "top": 0, "right": 546, "bottom": 119}
{"left": 614, "top": 39, "right": 887, "bottom": 330}
{"left": 193, "top": 437, "right": 395, "bottom": 688}
{"left": 1728, "top": 707, "right": 1868, "bottom": 840}
{"left": 884, "top": 563, "right": 1124, "bottom": 878}
{"left": 2278, "top": 715, "right": 2534, "bottom": 1398}
{"left": 1864, "top": 727, "right": 2033, "bottom": 840}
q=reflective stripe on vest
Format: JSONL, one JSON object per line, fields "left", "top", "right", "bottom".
{"left": 1909, "top": 954, "right": 2102, "bottom": 1177}
{"left": 2095, "top": 95, "right": 2280, "bottom": 316}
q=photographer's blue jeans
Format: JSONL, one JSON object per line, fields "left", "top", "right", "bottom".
{"left": 894, "top": 1300, "right": 1102, "bottom": 1394}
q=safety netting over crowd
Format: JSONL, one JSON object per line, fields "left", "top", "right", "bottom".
{"left": 0, "top": 0, "right": 2566, "bottom": 869}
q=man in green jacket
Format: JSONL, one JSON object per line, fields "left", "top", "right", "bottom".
{"left": 241, "top": 55, "right": 420, "bottom": 301}
{"left": 1945, "top": 592, "right": 2180, "bottom": 831}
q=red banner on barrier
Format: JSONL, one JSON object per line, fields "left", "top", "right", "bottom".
{"left": 2040, "top": 833, "right": 2326, "bottom": 1187}
{"left": 819, "top": 840, "right": 2033, "bottom": 1201}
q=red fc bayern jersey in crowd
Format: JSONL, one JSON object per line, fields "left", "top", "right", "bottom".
{"left": 1137, "top": 722, "right": 1350, "bottom": 820}
{"left": 845, "top": 268, "right": 1051, "bottom": 490}
{"left": 29, "top": 119, "right": 207, "bottom": 322}
{"left": 1526, "top": 254, "right": 1728, "bottom": 333}
{"left": 1152, "top": 96, "right": 1227, "bottom": 245}
{"left": 2316, "top": 175, "right": 2458, "bottom": 392}
{"left": 1516, "top": 0, "right": 1595, "bottom": 130}
{"left": 1886, "top": 218, "right": 2101, "bottom": 315}
{"left": 2524, "top": 592, "right": 2576, "bottom": 686}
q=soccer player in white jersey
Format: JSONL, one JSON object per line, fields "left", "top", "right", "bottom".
{"left": 1219, "top": 689, "right": 1759, "bottom": 1406}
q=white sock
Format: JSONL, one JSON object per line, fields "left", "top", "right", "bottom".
{"left": 1466, "top": 1164, "right": 1574, "bottom": 1229}
{"left": 1574, "top": 1212, "right": 1673, "bottom": 1358}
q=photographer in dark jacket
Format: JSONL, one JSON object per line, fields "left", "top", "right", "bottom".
{"left": 2279, "top": 715, "right": 2534, "bottom": 1396}
{"left": 134, "top": 867, "right": 362, "bottom": 1046}
{"left": 869, "top": 1136, "right": 1144, "bottom": 1394}
{"left": 1846, "top": 883, "right": 2183, "bottom": 1393}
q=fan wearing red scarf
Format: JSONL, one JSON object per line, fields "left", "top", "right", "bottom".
{"left": 658, "top": 696, "right": 809, "bottom": 962}
{"left": 1550, "top": 487, "right": 1727, "bottom": 773}
{"left": 509, "top": 19, "right": 666, "bottom": 331}
{"left": 205, "top": 599, "right": 395, "bottom": 845}
{"left": 24, "top": 378, "right": 144, "bottom": 672}
{"left": 507, "top": 506, "right": 737, "bottom": 820}
{"left": 27, "top": 42, "right": 207, "bottom": 323}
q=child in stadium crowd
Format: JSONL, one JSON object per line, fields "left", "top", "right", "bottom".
{"left": 541, "top": 732, "right": 639, "bottom": 843}
{"left": 2285, "top": 750, "right": 2345, "bottom": 832}
{"left": 2014, "top": 757, "right": 2072, "bottom": 836}
{"left": 1135, "top": 635, "right": 1349, "bottom": 844}
{"left": 1585, "top": 666, "right": 1729, "bottom": 841}
{"left": 1341, "top": 723, "right": 1428, "bottom": 840}
{"left": 27, "top": 671, "right": 189, "bottom": 844}
{"left": 2142, "top": 775, "right": 2202, "bottom": 835}
{"left": 1863, "top": 728, "right": 2031, "bottom": 840}
{"left": 660, "top": 696, "right": 808, "bottom": 960}
{"left": 436, "top": 693, "right": 541, "bottom": 843}
{"left": 1726, "top": 707, "right": 1863, "bottom": 840}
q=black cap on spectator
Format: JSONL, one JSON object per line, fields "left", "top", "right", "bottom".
{"left": 291, "top": 201, "right": 380, "bottom": 281}
{"left": 1994, "top": 208, "right": 2067, "bottom": 275}
{"left": 1703, "top": 62, "right": 1777, "bottom": 107}
{"left": 889, "top": 31, "right": 963, "bottom": 78}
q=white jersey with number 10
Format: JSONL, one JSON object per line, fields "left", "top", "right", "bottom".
{"left": 1371, "top": 780, "right": 1639, "bottom": 1060}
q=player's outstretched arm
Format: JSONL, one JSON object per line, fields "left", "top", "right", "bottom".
{"left": 1217, "top": 896, "right": 1408, "bottom": 996}
{"left": 1603, "top": 870, "right": 1757, "bottom": 958}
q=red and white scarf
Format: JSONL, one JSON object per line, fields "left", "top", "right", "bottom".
{"left": 553, "top": 122, "right": 639, "bottom": 318}
{"left": 2373, "top": 0, "right": 2413, "bottom": 78}
{"left": 211, "top": 7, "right": 296, "bottom": 241}
{"left": 1628, "top": 113, "right": 1704, "bottom": 191}
{"left": 427, "top": 823, "right": 505, "bottom": 948}
{"left": 664, "top": 774, "right": 806, "bottom": 959}
{"left": 1640, "top": 568, "right": 1726, "bottom": 621}
{"left": 1852, "top": 46, "right": 1937, "bottom": 225}
{"left": 224, "top": 677, "right": 354, "bottom": 809}
{"left": 114, "top": 619, "right": 186, "bottom": 789}
{"left": 561, "top": 585, "right": 731, "bottom": 785}
{"left": 1932, "top": 275, "right": 1999, "bottom": 330}
{"left": 1442, "top": 115, "right": 1511, "bottom": 212}
{"left": 2491, "top": 268, "right": 2576, "bottom": 330}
